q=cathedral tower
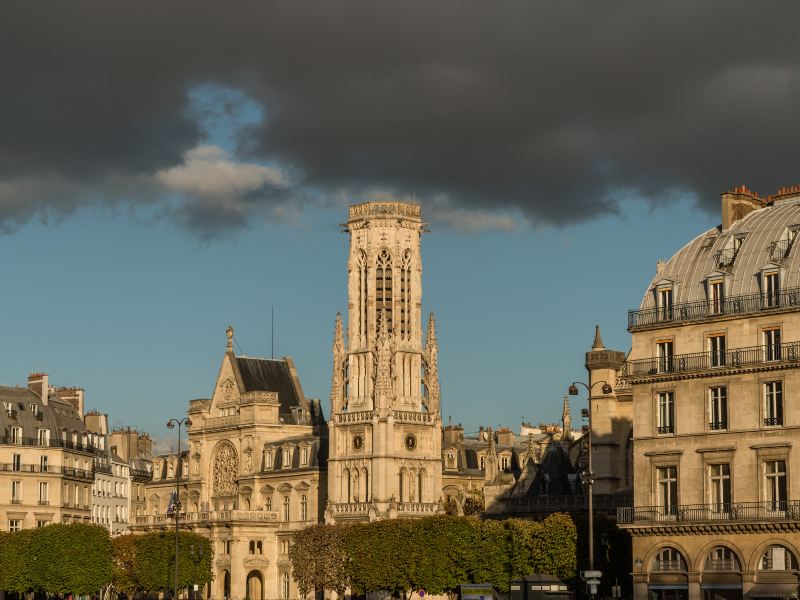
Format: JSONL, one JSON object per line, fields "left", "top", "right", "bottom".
{"left": 327, "top": 201, "right": 443, "bottom": 521}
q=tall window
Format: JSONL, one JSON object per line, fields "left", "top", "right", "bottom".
{"left": 709, "top": 387, "right": 728, "bottom": 430}
{"left": 11, "top": 427, "right": 22, "bottom": 444}
{"left": 657, "top": 392, "right": 675, "bottom": 434}
{"left": 657, "top": 340, "right": 674, "bottom": 373}
{"left": 282, "top": 495, "right": 290, "bottom": 522}
{"left": 709, "top": 280, "right": 725, "bottom": 314}
{"left": 764, "top": 381, "right": 783, "bottom": 426}
{"left": 399, "top": 250, "right": 412, "bottom": 339}
{"left": 705, "top": 547, "right": 739, "bottom": 571}
{"left": 301, "top": 447, "right": 309, "bottom": 465}
{"left": 12, "top": 453, "right": 21, "bottom": 471}
{"left": 300, "top": 495, "right": 307, "bottom": 520}
{"left": 764, "top": 328, "right": 782, "bottom": 362}
{"left": 11, "top": 480, "right": 21, "bottom": 503}
{"left": 709, "top": 334, "right": 726, "bottom": 368}
{"left": 37, "top": 429, "right": 49, "bottom": 446}
{"left": 764, "top": 271, "right": 780, "bottom": 307}
{"left": 265, "top": 450, "right": 273, "bottom": 469}
{"left": 8, "top": 520, "right": 21, "bottom": 532}
{"left": 657, "top": 466, "right": 678, "bottom": 515}
{"left": 357, "top": 250, "right": 367, "bottom": 343}
{"left": 40, "top": 456, "right": 48, "bottom": 473}
{"left": 765, "top": 460, "right": 787, "bottom": 510}
{"left": 38, "top": 482, "right": 48, "bottom": 505}
{"left": 281, "top": 573, "right": 290, "bottom": 600}
{"left": 265, "top": 497, "right": 272, "bottom": 511}
{"left": 376, "top": 249, "right": 393, "bottom": 334}
{"left": 709, "top": 464, "right": 731, "bottom": 511}
{"left": 658, "top": 287, "right": 673, "bottom": 322}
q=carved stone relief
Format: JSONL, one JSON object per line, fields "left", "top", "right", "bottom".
{"left": 212, "top": 441, "right": 239, "bottom": 497}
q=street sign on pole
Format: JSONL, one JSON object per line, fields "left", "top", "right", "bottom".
{"left": 581, "top": 571, "right": 602, "bottom": 580}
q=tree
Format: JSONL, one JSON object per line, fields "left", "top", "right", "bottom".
{"left": 132, "top": 531, "right": 213, "bottom": 593}
{"left": 288, "top": 523, "right": 350, "bottom": 598}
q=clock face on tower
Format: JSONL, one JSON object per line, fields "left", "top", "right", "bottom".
{"left": 352, "top": 435, "right": 363, "bottom": 450}
{"left": 405, "top": 433, "right": 417, "bottom": 451}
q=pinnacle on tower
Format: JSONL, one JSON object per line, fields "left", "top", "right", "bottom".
{"left": 426, "top": 312, "right": 438, "bottom": 349}
{"left": 226, "top": 325, "right": 234, "bottom": 352}
{"left": 592, "top": 324, "right": 605, "bottom": 350}
{"left": 562, "top": 394, "right": 573, "bottom": 441}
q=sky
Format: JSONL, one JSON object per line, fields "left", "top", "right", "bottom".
{"left": 2, "top": 1, "right": 800, "bottom": 444}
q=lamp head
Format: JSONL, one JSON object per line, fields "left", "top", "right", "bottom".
{"left": 185, "top": 418, "right": 192, "bottom": 428}
{"left": 166, "top": 420, "right": 175, "bottom": 429}
{"left": 602, "top": 383, "right": 613, "bottom": 394}
{"left": 568, "top": 384, "right": 579, "bottom": 396}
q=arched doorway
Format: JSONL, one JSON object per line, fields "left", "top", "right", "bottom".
{"left": 223, "top": 570, "right": 231, "bottom": 600}
{"left": 246, "top": 570, "right": 264, "bottom": 600}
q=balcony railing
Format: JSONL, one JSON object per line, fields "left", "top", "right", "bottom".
{"left": 130, "top": 468, "right": 152, "bottom": 481}
{"left": 622, "top": 341, "right": 800, "bottom": 379}
{"left": 628, "top": 286, "right": 800, "bottom": 330}
{"left": 768, "top": 238, "right": 795, "bottom": 263}
{"left": 0, "top": 463, "right": 94, "bottom": 478}
{"left": 708, "top": 421, "right": 727, "bottom": 430}
{"left": 618, "top": 500, "right": 800, "bottom": 525}
{"left": 764, "top": 416, "right": 783, "bottom": 427}
{"left": 713, "top": 247, "right": 740, "bottom": 270}
{"left": 0, "top": 435, "right": 101, "bottom": 454}
{"left": 133, "top": 510, "right": 279, "bottom": 526}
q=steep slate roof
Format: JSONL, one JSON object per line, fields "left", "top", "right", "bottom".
{"left": 0, "top": 385, "right": 89, "bottom": 443}
{"left": 235, "top": 357, "right": 307, "bottom": 423}
{"left": 640, "top": 198, "right": 800, "bottom": 307}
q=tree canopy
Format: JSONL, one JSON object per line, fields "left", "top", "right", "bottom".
{"left": 289, "top": 514, "right": 577, "bottom": 598}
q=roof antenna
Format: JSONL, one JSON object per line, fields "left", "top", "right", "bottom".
{"left": 271, "top": 305, "right": 275, "bottom": 359}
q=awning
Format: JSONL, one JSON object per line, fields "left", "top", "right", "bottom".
{"left": 746, "top": 582, "right": 799, "bottom": 599}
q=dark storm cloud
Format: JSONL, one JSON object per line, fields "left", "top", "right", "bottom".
{"left": 2, "top": 1, "right": 800, "bottom": 234}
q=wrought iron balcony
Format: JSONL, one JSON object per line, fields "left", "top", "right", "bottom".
{"left": 713, "top": 247, "right": 740, "bottom": 271}
{"left": 622, "top": 341, "right": 800, "bottom": 380}
{"left": 764, "top": 416, "right": 783, "bottom": 427}
{"left": 657, "top": 425, "right": 674, "bottom": 434}
{"left": 618, "top": 500, "right": 800, "bottom": 525}
{"left": 708, "top": 421, "right": 727, "bottom": 430}
{"left": 628, "top": 286, "right": 800, "bottom": 330}
{"left": 768, "top": 238, "right": 795, "bottom": 263}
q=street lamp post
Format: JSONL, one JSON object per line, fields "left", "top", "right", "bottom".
{"left": 167, "top": 417, "right": 192, "bottom": 600}
{"left": 568, "top": 380, "right": 612, "bottom": 596}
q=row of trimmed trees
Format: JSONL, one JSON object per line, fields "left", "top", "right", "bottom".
{"left": 0, "top": 524, "right": 213, "bottom": 597}
{"left": 288, "top": 513, "right": 577, "bottom": 599}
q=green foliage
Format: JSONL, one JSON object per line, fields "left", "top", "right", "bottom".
{"left": 112, "top": 534, "right": 140, "bottom": 594}
{"left": 0, "top": 524, "right": 112, "bottom": 595}
{"left": 132, "top": 531, "right": 213, "bottom": 593}
{"left": 288, "top": 523, "right": 350, "bottom": 597}
{"left": 288, "top": 514, "right": 577, "bottom": 598}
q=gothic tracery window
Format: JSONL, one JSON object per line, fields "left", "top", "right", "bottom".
{"left": 357, "top": 250, "right": 367, "bottom": 344}
{"left": 376, "top": 249, "right": 393, "bottom": 334}
{"left": 400, "top": 250, "right": 412, "bottom": 339}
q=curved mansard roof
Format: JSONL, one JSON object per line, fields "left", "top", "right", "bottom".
{"left": 640, "top": 198, "right": 800, "bottom": 308}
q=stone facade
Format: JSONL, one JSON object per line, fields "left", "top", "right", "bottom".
{"left": 326, "top": 201, "right": 442, "bottom": 521}
{"left": 619, "top": 186, "right": 800, "bottom": 599}
{"left": 0, "top": 374, "right": 95, "bottom": 529}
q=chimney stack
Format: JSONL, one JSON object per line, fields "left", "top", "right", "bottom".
{"left": 721, "top": 185, "right": 763, "bottom": 231}
{"left": 27, "top": 373, "right": 49, "bottom": 405}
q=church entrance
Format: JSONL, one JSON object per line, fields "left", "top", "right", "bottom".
{"left": 246, "top": 570, "right": 264, "bottom": 600}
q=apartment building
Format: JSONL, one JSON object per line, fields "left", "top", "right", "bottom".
{"left": 619, "top": 186, "right": 800, "bottom": 599}
{"left": 0, "top": 373, "right": 95, "bottom": 530}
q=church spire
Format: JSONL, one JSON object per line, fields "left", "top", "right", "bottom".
{"left": 226, "top": 325, "right": 234, "bottom": 353}
{"left": 424, "top": 313, "right": 440, "bottom": 414}
{"left": 562, "top": 394, "right": 573, "bottom": 441}
{"left": 592, "top": 324, "right": 605, "bottom": 350}
{"left": 330, "top": 314, "right": 345, "bottom": 413}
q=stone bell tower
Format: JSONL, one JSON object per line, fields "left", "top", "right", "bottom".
{"left": 327, "top": 201, "right": 443, "bottom": 522}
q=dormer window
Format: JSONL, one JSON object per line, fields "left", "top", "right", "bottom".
{"left": 30, "top": 404, "right": 39, "bottom": 417}
{"left": 3, "top": 402, "right": 11, "bottom": 415}
{"left": 764, "top": 271, "right": 780, "bottom": 308}
{"left": 446, "top": 451, "right": 457, "bottom": 469}
{"left": 300, "top": 447, "right": 309, "bottom": 466}
{"left": 657, "top": 287, "right": 673, "bottom": 322}
{"left": 708, "top": 279, "right": 724, "bottom": 315}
